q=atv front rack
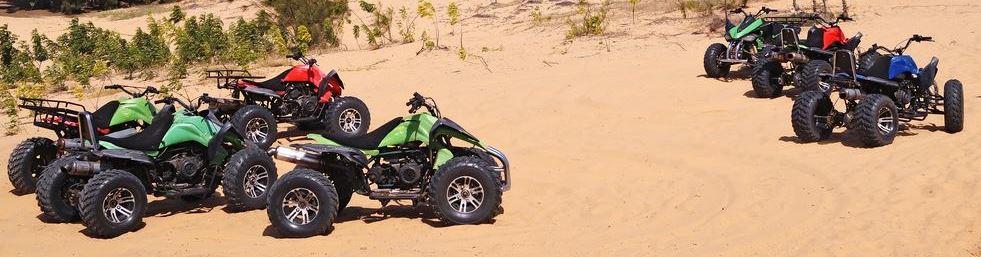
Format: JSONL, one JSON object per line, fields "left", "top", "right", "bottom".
{"left": 205, "top": 69, "right": 265, "bottom": 89}
{"left": 18, "top": 98, "right": 86, "bottom": 137}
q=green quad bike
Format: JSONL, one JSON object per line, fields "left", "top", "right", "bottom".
{"left": 8, "top": 85, "right": 158, "bottom": 194}
{"left": 703, "top": 6, "right": 806, "bottom": 78}
{"left": 35, "top": 95, "right": 277, "bottom": 238}
{"left": 266, "top": 93, "right": 511, "bottom": 237}
{"left": 752, "top": 14, "right": 863, "bottom": 98}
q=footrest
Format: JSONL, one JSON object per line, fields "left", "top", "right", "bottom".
{"left": 368, "top": 189, "right": 422, "bottom": 200}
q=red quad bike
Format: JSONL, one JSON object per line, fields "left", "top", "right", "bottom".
{"left": 206, "top": 52, "right": 370, "bottom": 149}
{"left": 752, "top": 14, "right": 863, "bottom": 98}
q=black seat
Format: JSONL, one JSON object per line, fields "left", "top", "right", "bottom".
{"left": 90, "top": 100, "right": 120, "bottom": 130}
{"left": 100, "top": 105, "right": 175, "bottom": 151}
{"left": 327, "top": 117, "right": 404, "bottom": 149}
{"left": 244, "top": 69, "right": 290, "bottom": 91}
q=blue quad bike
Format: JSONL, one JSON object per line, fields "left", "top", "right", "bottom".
{"left": 791, "top": 35, "right": 964, "bottom": 147}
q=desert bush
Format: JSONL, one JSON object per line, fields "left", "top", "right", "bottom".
{"left": 169, "top": 4, "right": 186, "bottom": 23}
{"left": 531, "top": 6, "right": 550, "bottom": 25}
{"left": 354, "top": 1, "right": 394, "bottom": 48}
{"left": 397, "top": 7, "right": 416, "bottom": 43}
{"left": 263, "top": 0, "right": 349, "bottom": 47}
{"left": 22, "top": 0, "right": 158, "bottom": 14}
{"left": 566, "top": 0, "right": 610, "bottom": 39}
{"left": 225, "top": 18, "right": 272, "bottom": 68}
{"left": 417, "top": 0, "right": 439, "bottom": 46}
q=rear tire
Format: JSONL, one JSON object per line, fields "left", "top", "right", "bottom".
{"left": 324, "top": 96, "right": 370, "bottom": 139}
{"left": 943, "top": 79, "right": 964, "bottom": 133}
{"left": 231, "top": 105, "right": 277, "bottom": 149}
{"left": 852, "top": 94, "right": 898, "bottom": 147}
{"left": 799, "top": 60, "right": 832, "bottom": 93}
{"left": 751, "top": 56, "right": 784, "bottom": 98}
{"left": 427, "top": 156, "right": 502, "bottom": 225}
{"left": 222, "top": 146, "right": 278, "bottom": 211}
{"left": 266, "top": 169, "right": 338, "bottom": 238}
{"left": 703, "top": 43, "right": 731, "bottom": 78}
{"left": 78, "top": 170, "right": 147, "bottom": 238}
{"left": 36, "top": 155, "right": 85, "bottom": 222}
{"left": 8, "top": 137, "right": 57, "bottom": 194}
{"left": 791, "top": 91, "right": 834, "bottom": 142}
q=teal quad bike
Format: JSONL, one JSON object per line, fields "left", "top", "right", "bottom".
{"left": 8, "top": 85, "right": 158, "bottom": 195}
{"left": 266, "top": 93, "right": 510, "bottom": 237}
{"left": 703, "top": 6, "right": 807, "bottom": 78}
{"left": 34, "top": 95, "right": 277, "bottom": 238}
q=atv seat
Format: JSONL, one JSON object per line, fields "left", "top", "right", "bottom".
{"left": 325, "top": 117, "right": 404, "bottom": 150}
{"left": 242, "top": 69, "right": 290, "bottom": 91}
{"left": 100, "top": 104, "right": 175, "bottom": 151}
{"left": 89, "top": 100, "right": 120, "bottom": 131}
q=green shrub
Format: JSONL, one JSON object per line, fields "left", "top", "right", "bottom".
{"left": 225, "top": 18, "right": 271, "bottom": 68}
{"left": 566, "top": 0, "right": 610, "bottom": 39}
{"left": 263, "top": 0, "right": 349, "bottom": 47}
{"left": 397, "top": 7, "right": 416, "bottom": 43}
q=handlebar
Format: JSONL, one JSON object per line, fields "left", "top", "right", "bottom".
{"left": 406, "top": 92, "right": 440, "bottom": 117}
{"left": 104, "top": 85, "right": 160, "bottom": 98}
{"left": 287, "top": 51, "right": 318, "bottom": 66}
{"left": 912, "top": 34, "right": 933, "bottom": 42}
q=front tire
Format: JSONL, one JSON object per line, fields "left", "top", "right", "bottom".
{"left": 799, "top": 60, "right": 832, "bottom": 93}
{"left": 703, "top": 43, "right": 731, "bottom": 78}
{"left": 231, "top": 105, "right": 277, "bottom": 149}
{"left": 78, "top": 170, "right": 147, "bottom": 238}
{"left": 222, "top": 147, "right": 278, "bottom": 211}
{"left": 791, "top": 91, "right": 834, "bottom": 142}
{"left": 751, "top": 56, "right": 784, "bottom": 98}
{"left": 266, "top": 169, "right": 338, "bottom": 238}
{"left": 324, "top": 96, "right": 370, "bottom": 139}
{"left": 852, "top": 94, "right": 898, "bottom": 147}
{"left": 427, "top": 156, "right": 502, "bottom": 225}
{"left": 944, "top": 79, "right": 964, "bottom": 133}
{"left": 8, "top": 137, "right": 57, "bottom": 194}
{"left": 36, "top": 155, "right": 85, "bottom": 222}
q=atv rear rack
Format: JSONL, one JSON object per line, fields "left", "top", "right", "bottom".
{"left": 18, "top": 98, "right": 86, "bottom": 137}
{"left": 764, "top": 15, "right": 811, "bottom": 26}
{"left": 206, "top": 69, "right": 265, "bottom": 89}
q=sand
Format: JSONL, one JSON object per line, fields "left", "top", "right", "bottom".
{"left": 1, "top": 0, "right": 981, "bottom": 256}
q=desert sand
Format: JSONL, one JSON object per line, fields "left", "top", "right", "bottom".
{"left": 1, "top": 0, "right": 980, "bottom": 256}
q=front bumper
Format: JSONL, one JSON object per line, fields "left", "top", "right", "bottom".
{"left": 485, "top": 146, "right": 511, "bottom": 192}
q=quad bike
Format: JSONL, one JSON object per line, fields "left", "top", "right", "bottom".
{"left": 703, "top": 6, "right": 807, "bottom": 78}
{"left": 265, "top": 93, "right": 511, "bottom": 237}
{"left": 752, "top": 14, "right": 863, "bottom": 98}
{"left": 206, "top": 52, "right": 370, "bottom": 149}
{"left": 34, "top": 95, "right": 277, "bottom": 238}
{"left": 791, "top": 35, "right": 964, "bottom": 147}
{"left": 7, "top": 85, "right": 158, "bottom": 194}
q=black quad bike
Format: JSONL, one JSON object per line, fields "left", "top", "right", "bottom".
{"left": 703, "top": 6, "right": 807, "bottom": 78}
{"left": 35, "top": 95, "right": 277, "bottom": 238}
{"left": 206, "top": 52, "right": 370, "bottom": 149}
{"left": 265, "top": 93, "right": 511, "bottom": 237}
{"left": 752, "top": 14, "right": 863, "bottom": 98}
{"left": 792, "top": 35, "right": 964, "bottom": 147}
{"left": 8, "top": 85, "right": 159, "bottom": 194}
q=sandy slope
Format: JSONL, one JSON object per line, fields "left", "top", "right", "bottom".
{"left": 2, "top": 0, "right": 981, "bottom": 256}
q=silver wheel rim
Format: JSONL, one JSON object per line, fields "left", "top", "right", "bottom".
{"left": 102, "top": 188, "right": 136, "bottom": 224}
{"left": 245, "top": 117, "right": 269, "bottom": 144}
{"left": 338, "top": 108, "right": 362, "bottom": 134}
{"left": 446, "top": 176, "right": 484, "bottom": 214}
{"left": 282, "top": 188, "right": 319, "bottom": 225}
{"left": 243, "top": 165, "right": 270, "bottom": 199}
{"left": 877, "top": 107, "right": 895, "bottom": 135}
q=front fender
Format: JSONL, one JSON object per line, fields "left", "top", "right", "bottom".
{"left": 429, "top": 118, "right": 483, "bottom": 148}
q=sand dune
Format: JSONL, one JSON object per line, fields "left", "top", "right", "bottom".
{"left": 1, "top": 0, "right": 980, "bottom": 256}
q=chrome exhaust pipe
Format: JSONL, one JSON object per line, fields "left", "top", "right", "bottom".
{"left": 273, "top": 146, "right": 322, "bottom": 168}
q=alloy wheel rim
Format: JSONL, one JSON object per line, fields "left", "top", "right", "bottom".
{"left": 243, "top": 165, "right": 270, "bottom": 199}
{"left": 876, "top": 107, "right": 895, "bottom": 135}
{"left": 245, "top": 117, "right": 269, "bottom": 144}
{"left": 282, "top": 188, "right": 320, "bottom": 225}
{"left": 446, "top": 176, "right": 484, "bottom": 214}
{"left": 102, "top": 188, "right": 136, "bottom": 224}
{"left": 338, "top": 108, "right": 362, "bottom": 134}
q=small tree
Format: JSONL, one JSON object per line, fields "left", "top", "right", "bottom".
{"left": 417, "top": 0, "right": 439, "bottom": 47}
{"left": 629, "top": 0, "right": 640, "bottom": 23}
